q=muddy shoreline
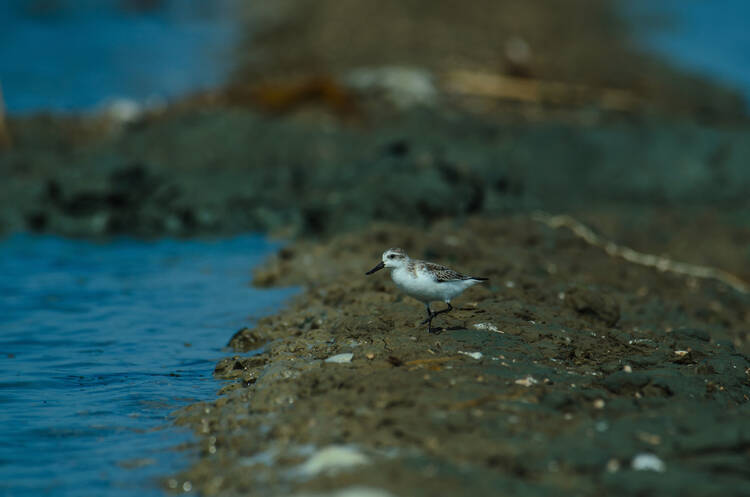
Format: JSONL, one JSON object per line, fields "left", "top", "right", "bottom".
{"left": 4, "top": 104, "right": 750, "bottom": 497}
{"left": 171, "top": 216, "right": 750, "bottom": 496}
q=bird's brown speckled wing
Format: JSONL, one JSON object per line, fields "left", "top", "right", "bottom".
{"left": 421, "top": 262, "right": 473, "bottom": 282}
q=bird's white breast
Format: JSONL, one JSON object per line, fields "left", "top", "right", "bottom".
{"left": 391, "top": 266, "right": 476, "bottom": 303}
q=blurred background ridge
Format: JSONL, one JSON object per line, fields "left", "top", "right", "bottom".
{"left": 1, "top": 0, "right": 749, "bottom": 118}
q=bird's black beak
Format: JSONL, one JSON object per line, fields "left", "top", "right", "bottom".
{"left": 365, "top": 261, "right": 385, "bottom": 275}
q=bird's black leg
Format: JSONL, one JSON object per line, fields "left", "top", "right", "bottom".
{"left": 420, "top": 304, "right": 433, "bottom": 326}
{"left": 432, "top": 302, "right": 453, "bottom": 317}
{"left": 427, "top": 303, "right": 452, "bottom": 334}
{"left": 420, "top": 304, "right": 440, "bottom": 333}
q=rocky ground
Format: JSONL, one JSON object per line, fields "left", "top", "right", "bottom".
{"left": 171, "top": 216, "right": 750, "bottom": 496}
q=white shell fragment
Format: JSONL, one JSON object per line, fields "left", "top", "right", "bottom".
{"left": 290, "top": 487, "right": 396, "bottom": 497}
{"left": 325, "top": 353, "right": 354, "bottom": 363}
{"left": 458, "top": 351, "right": 483, "bottom": 360}
{"left": 345, "top": 66, "right": 437, "bottom": 108}
{"left": 631, "top": 453, "right": 666, "bottom": 472}
{"left": 473, "top": 322, "right": 503, "bottom": 333}
{"left": 300, "top": 446, "right": 369, "bottom": 476}
{"left": 515, "top": 375, "right": 539, "bottom": 387}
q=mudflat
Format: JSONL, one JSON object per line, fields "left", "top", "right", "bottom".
{"left": 172, "top": 216, "right": 750, "bottom": 496}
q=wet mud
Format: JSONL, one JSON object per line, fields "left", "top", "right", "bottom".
{"left": 172, "top": 217, "right": 750, "bottom": 496}
{"left": 3, "top": 109, "right": 750, "bottom": 240}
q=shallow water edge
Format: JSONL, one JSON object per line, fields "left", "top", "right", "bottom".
{"left": 0, "top": 233, "right": 297, "bottom": 496}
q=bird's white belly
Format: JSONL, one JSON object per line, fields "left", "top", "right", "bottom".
{"left": 391, "top": 269, "right": 467, "bottom": 303}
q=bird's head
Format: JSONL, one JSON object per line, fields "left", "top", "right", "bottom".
{"left": 365, "top": 247, "right": 408, "bottom": 275}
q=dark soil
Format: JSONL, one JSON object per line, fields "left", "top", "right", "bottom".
{"left": 172, "top": 217, "right": 750, "bottom": 496}
{"left": 3, "top": 110, "right": 750, "bottom": 243}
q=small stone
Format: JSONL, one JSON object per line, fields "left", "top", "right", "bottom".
{"left": 631, "top": 453, "right": 666, "bottom": 472}
{"left": 593, "top": 399, "right": 605, "bottom": 409}
{"left": 623, "top": 365, "right": 633, "bottom": 373}
{"left": 300, "top": 446, "right": 369, "bottom": 476}
{"left": 365, "top": 353, "right": 375, "bottom": 360}
{"left": 325, "top": 353, "right": 354, "bottom": 363}
{"left": 515, "top": 375, "right": 538, "bottom": 387}
{"left": 473, "top": 323, "right": 502, "bottom": 333}
{"left": 328, "top": 487, "right": 397, "bottom": 497}
{"left": 458, "top": 351, "right": 483, "bottom": 360}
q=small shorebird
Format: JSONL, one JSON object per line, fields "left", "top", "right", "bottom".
{"left": 365, "top": 248, "right": 488, "bottom": 333}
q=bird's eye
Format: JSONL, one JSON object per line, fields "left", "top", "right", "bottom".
{"left": 388, "top": 254, "right": 395, "bottom": 259}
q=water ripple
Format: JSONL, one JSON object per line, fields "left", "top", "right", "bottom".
{"left": 0, "top": 233, "right": 296, "bottom": 496}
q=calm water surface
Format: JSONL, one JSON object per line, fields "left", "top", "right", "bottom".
{"left": 632, "top": 0, "right": 750, "bottom": 106}
{"left": 0, "top": 0, "right": 241, "bottom": 114}
{"left": 0, "top": 234, "right": 295, "bottom": 496}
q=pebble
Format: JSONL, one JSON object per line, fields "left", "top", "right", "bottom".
{"left": 515, "top": 375, "right": 538, "bottom": 387}
{"left": 300, "top": 446, "right": 369, "bottom": 476}
{"left": 458, "top": 351, "right": 483, "bottom": 360}
{"left": 325, "top": 353, "right": 354, "bottom": 363}
{"left": 631, "top": 453, "right": 666, "bottom": 472}
{"left": 292, "top": 487, "right": 396, "bottom": 497}
{"left": 473, "top": 323, "right": 502, "bottom": 333}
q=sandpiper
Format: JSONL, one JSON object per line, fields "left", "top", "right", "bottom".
{"left": 365, "top": 248, "right": 488, "bottom": 333}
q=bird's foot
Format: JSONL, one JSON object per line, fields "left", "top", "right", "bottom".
{"left": 420, "top": 313, "right": 435, "bottom": 326}
{"left": 427, "top": 326, "right": 443, "bottom": 335}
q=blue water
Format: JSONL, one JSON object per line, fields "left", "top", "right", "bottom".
{"left": 0, "top": 234, "right": 295, "bottom": 496}
{"left": 631, "top": 0, "right": 750, "bottom": 106}
{"left": 0, "top": 0, "right": 241, "bottom": 114}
